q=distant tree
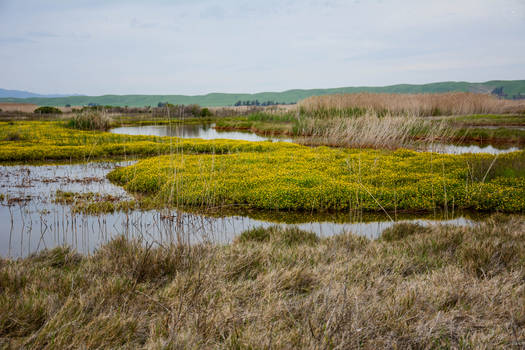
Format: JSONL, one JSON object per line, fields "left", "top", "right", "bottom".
{"left": 65, "top": 104, "right": 71, "bottom": 107}
{"left": 34, "top": 106, "right": 62, "bottom": 114}
{"left": 234, "top": 100, "right": 242, "bottom": 106}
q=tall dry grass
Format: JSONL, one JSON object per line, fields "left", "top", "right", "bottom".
{"left": 299, "top": 92, "right": 525, "bottom": 117}
{"left": 295, "top": 112, "right": 454, "bottom": 149}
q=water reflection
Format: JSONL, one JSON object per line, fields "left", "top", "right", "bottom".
{"left": 426, "top": 143, "right": 521, "bottom": 155}
{"left": 110, "top": 123, "right": 292, "bottom": 142}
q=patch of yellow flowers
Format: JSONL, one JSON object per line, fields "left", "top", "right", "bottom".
{"left": 109, "top": 146, "right": 525, "bottom": 212}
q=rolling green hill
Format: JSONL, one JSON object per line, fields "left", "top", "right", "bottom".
{"left": 1, "top": 80, "right": 524, "bottom": 107}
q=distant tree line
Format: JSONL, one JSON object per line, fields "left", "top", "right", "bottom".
{"left": 233, "top": 100, "right": 296, "bottom": 107}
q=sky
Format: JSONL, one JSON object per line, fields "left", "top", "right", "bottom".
{"left": 0, "top": 0, "right": 524, "bottom": 95}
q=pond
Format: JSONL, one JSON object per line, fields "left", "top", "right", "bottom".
{"left": 110, "top": 123, "right": 293, "bottom": 143}
{"left": 0, "top": 162, "right": 477, "bottom": 258}
{"left": 110, "top": 123, "right": 522, "bottom": 155}
{"left": 425, "top": 143, "right": 521, "bottom": 155}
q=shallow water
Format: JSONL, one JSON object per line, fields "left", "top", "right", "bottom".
{"left": 426, "top": 143, "right": 521, "bottom": 155}
{"left": 0, "top": 162, "right": 476, "bottom": 258}
{"left": 110, "top": 123, "right": 292, "bottom": 143}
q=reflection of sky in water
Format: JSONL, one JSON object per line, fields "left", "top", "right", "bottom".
{"left": 0, "top": 162, "right": 477, "bottom": 258}
{"left": 426, "top": 144, "right": 520, "bottom": 155}
{"left": 111, "top": 124, "right": 522, "bottom": 155}
{"left": 110, "top": 123, "right": 292, "bottom": 142}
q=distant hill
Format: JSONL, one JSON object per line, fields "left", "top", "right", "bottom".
{"left": 1, "top": 80, "right": 524, "bottom": 107}
{"left": 0, "top": 88, "right": 78, "bottom": 99}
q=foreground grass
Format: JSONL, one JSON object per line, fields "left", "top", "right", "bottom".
{"left": 1, "top": 216, "right": 524, "bottom": 348}
{"left": 108, "top": 147, "right": 525, "bottom": 212}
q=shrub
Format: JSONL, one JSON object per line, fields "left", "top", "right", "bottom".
{"left": 200, "top": 107, "right": 213, "bottom": 117}
{"left": 34, "top": 106, "right": 62, "bottom": 114}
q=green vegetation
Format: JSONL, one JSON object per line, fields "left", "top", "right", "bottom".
{"left": 448, "top": 114, "right": 525, "bottom": 126}
{"left": 2, "top": 80, "right": 524, "bottom": 107}
{"left": 33, "top": 106, "right": 62, "bottom": 114}
{"left": 0, "top": 217, "right": 523, "bottom": 348}
{"left": 215, "top": 112, "right": 296, "bottom": 135}
{"left": 108, "top": 147, "right": 525, "bottom": 212}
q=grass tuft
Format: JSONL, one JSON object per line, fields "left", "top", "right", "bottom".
{"left": 381, "top": 222, "right": 431, "bottom": 241}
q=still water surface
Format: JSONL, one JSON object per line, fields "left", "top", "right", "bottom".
{"left": 110, "top": 123, "right": 292, "bottom": 142}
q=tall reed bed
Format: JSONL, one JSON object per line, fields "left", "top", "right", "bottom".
{"left": 294, "top": 112, "right": 453, "bottom": 149}
{"left": 299, "top": 92, "right": 525, "bottom": 117}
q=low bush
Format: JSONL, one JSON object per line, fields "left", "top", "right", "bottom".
{"left": 34, "top": 106, "right": 62, "bottom": 114}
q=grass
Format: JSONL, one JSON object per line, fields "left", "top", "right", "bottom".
{"left": 0, "top": 216, "right": 523, "bottom": 348}
{"left": 445, "top": 114, "right": 525, "bottom": 126}
{"left": 67, "top": 111, "right": 111, "bottom": 131}
{"left": 294, "top": 112, "right": 454, "bottom": 149}
{"left": 108, "top": 146, "right": 525, "bottom": 212}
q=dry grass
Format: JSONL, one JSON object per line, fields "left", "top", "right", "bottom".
{"left": 0, "top": 215, "right": 524, "bottom": 348}
{"left": 0, "top": 103, "right": 39, "bottom": 113}
{"left": 299, "top": 92, "right": 525, "bottom": 117}
{"left": 295, "top": 112, "right": 454, "bottom": 149}
{"left": 67, "top": 111, "right": 111, "bottom": 131}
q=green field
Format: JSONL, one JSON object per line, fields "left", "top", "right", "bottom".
{"left": 1, "top": 80, "right": 524, "bottom": 107}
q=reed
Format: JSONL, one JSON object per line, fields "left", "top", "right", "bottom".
{"left": 299, "top": 92, "right": 525, "bottom": 117}
{"left": 294, "top": 112, "right": 454, "bottom": 149}
{"left": 67, "top": 111, "right": 111, "bottom": 131}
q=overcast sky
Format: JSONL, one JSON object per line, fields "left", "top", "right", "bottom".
{"left": 0, "top": 0, "right": 524, "bottom": 95}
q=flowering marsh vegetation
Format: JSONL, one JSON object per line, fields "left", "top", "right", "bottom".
{"left": 108, "top": 146, "right": 525, "bottom": 212}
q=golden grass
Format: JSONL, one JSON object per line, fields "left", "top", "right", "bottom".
{"left": 0, "top": 216, "right": 524, "bottom": 348}
{"left": 299, "top": 92, "right": 525, "bottom": 117}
